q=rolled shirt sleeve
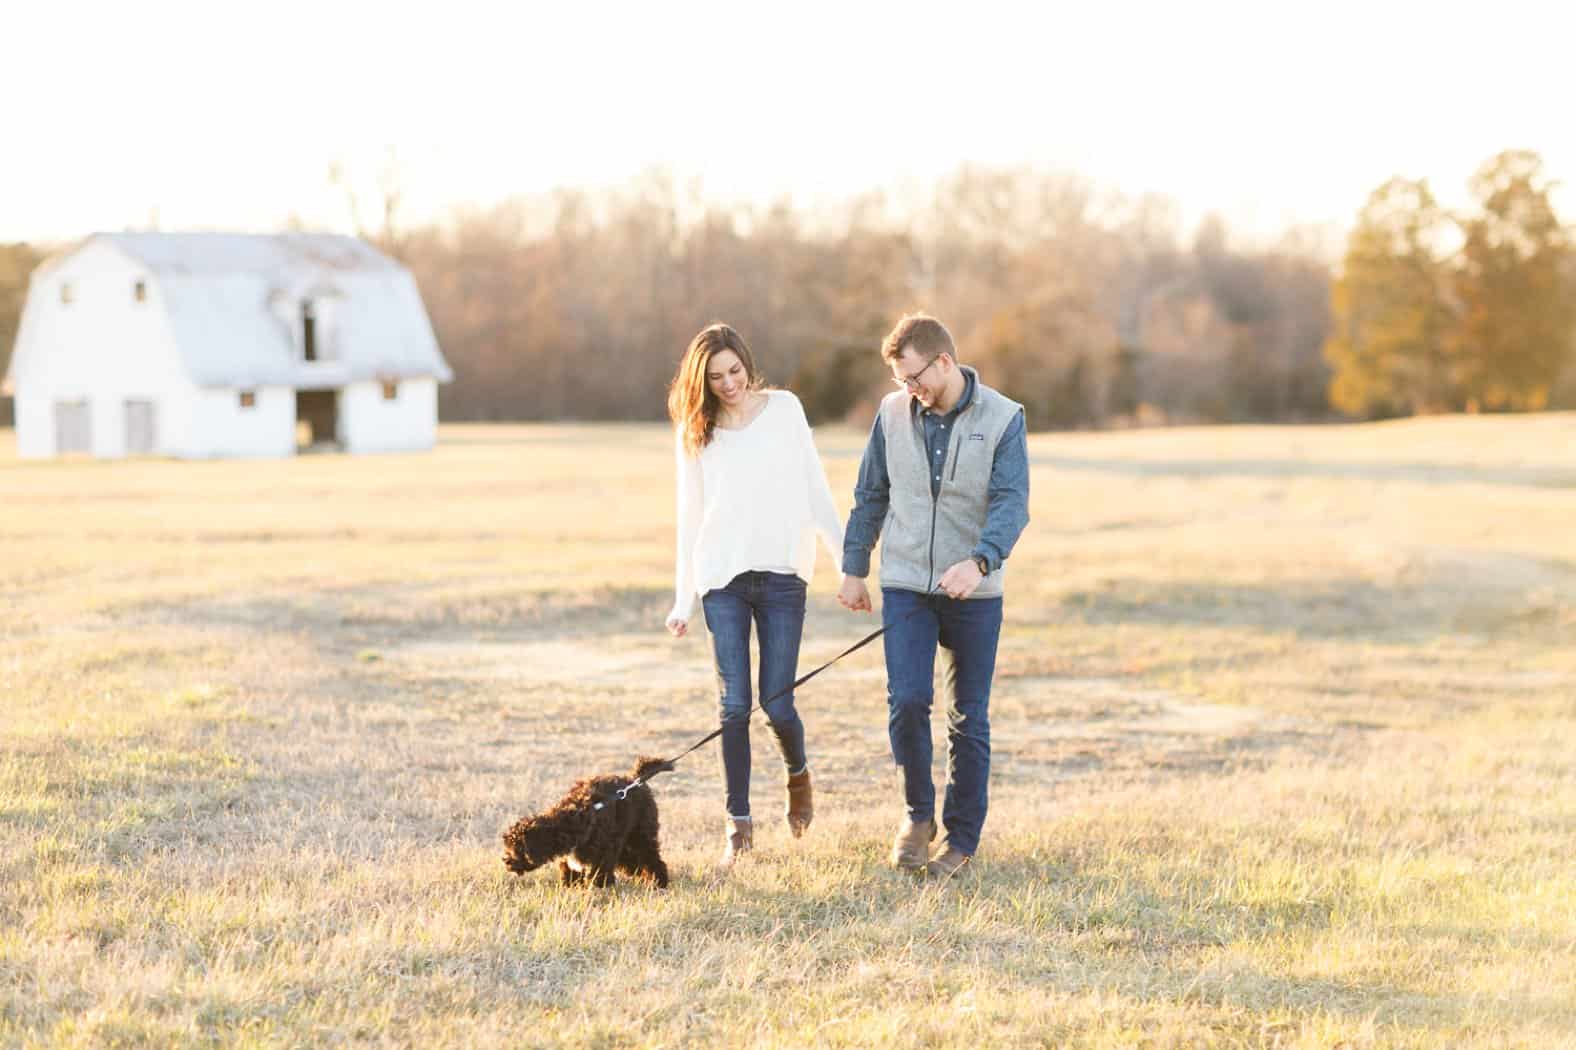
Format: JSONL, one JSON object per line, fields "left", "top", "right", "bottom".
{"left": 972, "top": 409, "right": 1030, "bottom": 573}
{"left": 841, "top": 415, "right": 890, "bottom": 578}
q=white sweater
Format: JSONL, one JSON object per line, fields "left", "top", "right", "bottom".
{"left": 670, "top": 389, "right": 845, "bottom": 623}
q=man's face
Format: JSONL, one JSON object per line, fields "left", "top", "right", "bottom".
{"left": 891, "top": 348, "right": 949, "bottom": 409}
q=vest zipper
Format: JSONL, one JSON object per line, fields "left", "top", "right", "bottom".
{"left": 927, "top": 497, "right": 938, "bottom": 590}
{"left": 925, "top": 414, "right": 939, "bottom": 589}
{"left": 928, "top": 412, "right": 967, "bottom": 589}
{"left": 948, "top": 406, "right": 968, "bottom": 482}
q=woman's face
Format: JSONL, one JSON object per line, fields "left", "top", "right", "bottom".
{"left": 705, "top": 349, "right": 750, "bottom": 408}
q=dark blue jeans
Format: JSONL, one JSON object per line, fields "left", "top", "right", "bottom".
{"left": 701, "top": 571, "right": 809, "bottom": 819}
{"left": 882, "top": 587, "right": 1003, "bottom": 856}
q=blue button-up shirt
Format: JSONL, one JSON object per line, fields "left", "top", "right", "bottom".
{"left": 841, "top": 370, "right": 1031, "bottom": 578}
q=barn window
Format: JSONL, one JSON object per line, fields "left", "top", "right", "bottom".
{"left": 381, "top": 380, "right": 399, "bottom": 400}
{"left": 302, "top": 301, "right": 317, "bottom": 362}
{"left": 134, "top": 280, "right": 147, "bottom": 303}
{"left": 60, "top": 282, "right": 73, "bottom": 305}
{"left": 239, "top": 390, "right": 257, "bottom": 409}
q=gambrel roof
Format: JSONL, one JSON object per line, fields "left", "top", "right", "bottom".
{"left": 8, "top": 232, "right": 451, "bottom": 391}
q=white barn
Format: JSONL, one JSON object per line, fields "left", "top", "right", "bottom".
{"left": 2, "top": 232, "right": 453, "bottom": 459}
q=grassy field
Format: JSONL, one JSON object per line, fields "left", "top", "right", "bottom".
{"left": 2, "top": 415, "right": 1574, "bottom": 1049}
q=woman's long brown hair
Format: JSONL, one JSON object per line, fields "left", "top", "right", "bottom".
{"left": 667, "top": 323, "right": 762, "bottom": 457}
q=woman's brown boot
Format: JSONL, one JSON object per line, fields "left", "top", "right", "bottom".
{"left": 719, "top": 817, "right": 753, "bottom": 869}
{"left": 786, "top": 768, "right": 813, "bottom": 837}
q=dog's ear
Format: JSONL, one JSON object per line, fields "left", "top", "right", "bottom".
{"left": 502, "top": 828, "right": 541, "bottom": 873}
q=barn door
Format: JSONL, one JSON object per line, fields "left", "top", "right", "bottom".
{"left": 295, "top": 389, "right": 340, "bottom": 451}
{"left": 53, "top": 400, "right": 91, "bottom": 454}
{"left": 125, "top": 400, "right": 156, "bottom": 454}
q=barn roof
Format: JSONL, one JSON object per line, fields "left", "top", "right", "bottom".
{"left": 21, "top": 232, "right": 452, "bottom": 389}
{"left": 103, "top": 232, "right": 400, "bottom": 276}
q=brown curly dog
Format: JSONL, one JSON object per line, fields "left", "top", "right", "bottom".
{"left": 501, "top": 757, "right": 673, "bottom": 888}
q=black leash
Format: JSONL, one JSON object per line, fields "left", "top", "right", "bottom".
{"left": 607, "top": 610, "right": 904, "bottom": 804}
{"left": 668, "top": 619, "right": 890, "bottom": 765}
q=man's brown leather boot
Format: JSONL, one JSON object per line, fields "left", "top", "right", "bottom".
{"left": 926, "top": 845, "right": 971, "bottom": 880}
{"left": 786, "top": 769, "right": 813, "bottom": 837}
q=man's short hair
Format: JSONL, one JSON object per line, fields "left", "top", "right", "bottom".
{"left": 881, "top": 313, "right": 957, "bottom": 364}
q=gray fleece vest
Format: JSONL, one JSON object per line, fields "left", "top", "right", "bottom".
{"left": 878, "top": 369, "right": 1023, "bottom": 597}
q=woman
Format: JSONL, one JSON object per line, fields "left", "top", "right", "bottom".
{"left": 666, "top": 323, "right": 844, "bottom": 868}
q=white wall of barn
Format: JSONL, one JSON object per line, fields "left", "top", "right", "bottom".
{"left": 9, "top": 235, "right": 451, "bottom": 460}
{"left": 12, "top": 395, "right": 56, "bottom": 458}
{"left": 11, "top": 240, "right": 191, "bottom": 459}
{"left": 341, "top": 377, "right": 439, "bottom": 453}
{"left": 185, "top": 386, "right": 296, "bottom": 458}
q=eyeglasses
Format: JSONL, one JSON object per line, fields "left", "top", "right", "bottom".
{"left": 892, "top": 355, "right": 941, "bottom": 390}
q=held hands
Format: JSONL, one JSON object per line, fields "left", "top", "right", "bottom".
{"left": 937, "top": 559, "right": 985, "bottom": 600}
{"left": 837, "top": 575, "right": 872, "bottom": 613}
{"left": 665, "top": 615, "right": 688, "bottom": 638}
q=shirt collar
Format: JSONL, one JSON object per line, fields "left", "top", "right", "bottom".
{"left": 910, "top": 365, "right": 976, "bottom": 422}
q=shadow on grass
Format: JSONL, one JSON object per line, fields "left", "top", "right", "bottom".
{"left": 118, "top": 583, "right": 675, "bottom": 645}
{"left": 1044, "top": 576, "right": 1567, "bottom": 642}
{"left": 1037, "top": 454, "right": 1576, "bottom": 490}
{"left": 995, "top": 726, "right": 1343, "bottom": 786}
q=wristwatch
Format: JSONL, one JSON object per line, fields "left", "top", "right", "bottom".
{"left": 971, "top": 554, "right": 989, "bottom": 576}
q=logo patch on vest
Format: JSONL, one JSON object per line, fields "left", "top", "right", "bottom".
{"left": 968, "top": 433, "right": 986, "bottom": 441}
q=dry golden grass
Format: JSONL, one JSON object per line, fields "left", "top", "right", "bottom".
{"left": 2, "top": 415, "right": 1574, "bottom": 1048}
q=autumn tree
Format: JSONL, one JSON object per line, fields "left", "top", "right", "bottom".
{"left": 0, "top": 242, "right": 42, "bottom": 426}
{"left": 1455, "top": 150, "right": 1575, "bottom": 411}
{"left": 1324, "top": 178, "right": 1458, "bottom": 417}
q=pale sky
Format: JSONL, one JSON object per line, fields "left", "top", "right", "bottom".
{"left": 4, "top": 0, "right": 1570, "bottom": 249}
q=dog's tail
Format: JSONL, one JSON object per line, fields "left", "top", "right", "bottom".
{"left": 632, "top": 755, "right": 676, "bottom": 783}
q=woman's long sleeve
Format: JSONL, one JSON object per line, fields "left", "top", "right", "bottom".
{"left": 799, "top": 406, "right": 845, "bottom": 561}
{"left": 671, "top": 434, "right": 703, "bottom": 622}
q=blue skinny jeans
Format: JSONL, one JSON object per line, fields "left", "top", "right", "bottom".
{"left": 700, "top": 571, "right": 809, "bottom": 819}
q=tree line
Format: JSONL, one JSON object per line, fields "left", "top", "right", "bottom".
{"left": 392, "top": 168, "right": 1335, "bottom": 429}
{"left": 1325, "top": 150, "right": 1576, "bottom": 416}
{"left": 3, "top": 152, "right": 1571, "bottom": 432}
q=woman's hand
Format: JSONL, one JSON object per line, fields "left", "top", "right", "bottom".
{"left": 837, "top": 575, "right": 872, "bottom": 613}
{"left": 665, "top": 616, "right": 688, "bottom": 638}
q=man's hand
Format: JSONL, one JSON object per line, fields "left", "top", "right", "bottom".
{"left": 937, "top": 559, "right": 984, "bottom": 600}
{"left": 837, "top": 575, "right": 872, "bottom": 612}
{"left": 665, "top": 615, "right": 688, "bottom": 638}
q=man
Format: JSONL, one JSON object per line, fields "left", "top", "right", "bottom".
{"left": 838, "top": 313, "right": 1030, "bottom": 878}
